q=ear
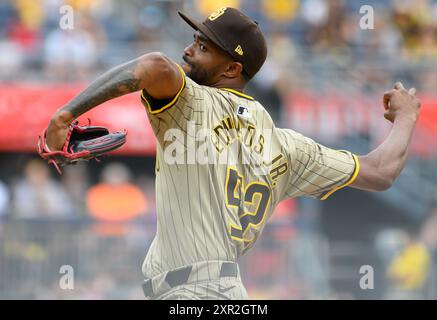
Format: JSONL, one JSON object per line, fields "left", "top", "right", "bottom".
{"left": 223, "top": 62, "right": 244, "bottom": 79}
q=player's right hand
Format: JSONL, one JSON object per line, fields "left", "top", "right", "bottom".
{"left": 382, "top": 82, "right": 421, "bottom": 123}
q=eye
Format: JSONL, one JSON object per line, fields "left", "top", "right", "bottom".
{"left": 199, "top": 43, "right": 207, "bottom": 52}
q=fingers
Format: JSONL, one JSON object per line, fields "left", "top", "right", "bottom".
{"left": 393, "top": 80, "right": 418, "bottom": 97}
{"left": 384, "top": 83, "right": 418, "bottom": 112}
{"left": 394, "top": 81, "right": 405, "bottom": 91}
{"left": 394, "top": 81, "right": 417, "bottom": 96}
{"left": 383, "top": 90, "right": 395, "bottom": 110}
{"left": 383, "top": 111, "right": 394, "bottom": 123}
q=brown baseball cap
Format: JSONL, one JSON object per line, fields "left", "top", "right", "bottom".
{"left": 178, "top": 7, "right": 267, "bottom": 79}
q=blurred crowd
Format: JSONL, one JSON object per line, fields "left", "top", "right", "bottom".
{"left": 0, "top": 0, "right": 436, "bottom": 136}
{"left": 375, "top": 210, "right": 437, "bottom": 299}
{"left": 1, "top": 0, "right": 437, "bottom": 299}
{"left": 1, "top": 0, "right": 437, "bottom": 90}
{"left": 0, "top": 157, "right": 156, "bottom": 222}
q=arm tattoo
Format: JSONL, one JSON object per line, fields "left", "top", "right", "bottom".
{"left": 63, "top": 59, "right": 147, "bottom": 118}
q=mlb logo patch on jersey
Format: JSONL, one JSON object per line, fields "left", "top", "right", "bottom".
{"left": 237, "top": 105, "right": 250, "bottom": 119}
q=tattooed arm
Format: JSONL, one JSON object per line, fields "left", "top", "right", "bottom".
{"left": 46, "top": 52, "right": 183, "bottom": 150}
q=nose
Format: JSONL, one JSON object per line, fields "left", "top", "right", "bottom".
{"left": 183, "top": 43, "right": 194, "bottom": 57}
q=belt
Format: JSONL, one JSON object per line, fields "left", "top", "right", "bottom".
{"left": 142, "top": 261, "right": 239, "bottom": 298}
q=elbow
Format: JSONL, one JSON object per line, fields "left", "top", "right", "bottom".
{"left": 142, "top": 52, "right": 169, "bottom": 67}
{"left": 377, "top": 170, "right": 401, "bottom": 191}
{"left": 378, "top": 162, "right": 406, "bottom": 191}
{"left": 138, "top": 52, "right": 174, "bottom": 81}
{"left": 378, "top": 177, "right": 394, "bottom": 191}
{"left": 356, "top": 155, "right": 403, "bottom": 192}
{"left": 137, "top": 52, "right": 182, "bottom": 98}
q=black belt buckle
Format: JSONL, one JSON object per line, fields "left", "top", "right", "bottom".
{"left": 165, "top": 265, "right": 192, "bottom": 288}
{"left": 143, "top": 262, "right": 238, "bottom": 297}
{"left": 220, "top": 262, "right": 238, "bottom": 277}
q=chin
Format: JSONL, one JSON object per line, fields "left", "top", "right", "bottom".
{"left": 181, "top": 62, "right": 191, "bottom": 74}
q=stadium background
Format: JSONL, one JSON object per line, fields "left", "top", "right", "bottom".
{"left": 0, "top": 0, "right": 436, "bottom": 299}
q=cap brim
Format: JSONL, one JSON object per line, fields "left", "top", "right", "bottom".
{"left": 178, "top": 11, "right": 228, "bottom": 53}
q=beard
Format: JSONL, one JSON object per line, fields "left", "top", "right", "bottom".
{"left": 182, "top": 56, "right": 212, "bottom": 85}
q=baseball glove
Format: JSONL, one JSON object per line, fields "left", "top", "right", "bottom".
{"left": 37, "top": 120, "right": 127, "bottom": 174}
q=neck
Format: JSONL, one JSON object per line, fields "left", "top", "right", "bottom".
{"left": 210, "top": 78, "right": 245, "bottom": 92}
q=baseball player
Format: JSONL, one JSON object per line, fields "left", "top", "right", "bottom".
{"left": 43, "top": 7, "right": 421, "bottom": 299}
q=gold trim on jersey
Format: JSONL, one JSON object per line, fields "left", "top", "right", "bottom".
{"left": 141, "top": 63, "right": 186, "bottom": 115}
{"left": 220, "top": 88, "right": 254, "bottom": 101}
{"left": 320, "top": 154, "right": 360, "bottom": 200}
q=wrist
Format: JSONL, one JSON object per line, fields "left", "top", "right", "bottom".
{"left": 395, "top": 112, "right": 418, "bottom": 124}
{"left": 50, "top": 110, "right": 73, "bottom": 129}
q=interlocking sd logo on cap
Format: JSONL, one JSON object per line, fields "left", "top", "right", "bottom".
{"left": 208, "top": 7, "right": 227, "bottom": 21}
